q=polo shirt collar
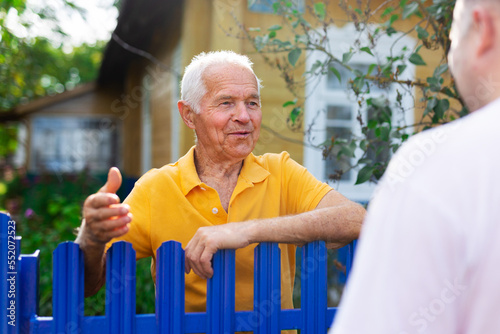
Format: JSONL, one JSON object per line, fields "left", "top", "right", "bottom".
{"left": 239, "top": 152, "right": 270, "bottom": 185}
{"left": 178, "top": 146, "right": 203, "bottom": 196}
{"left": 178, "top": 146, "right": 270, "bottom": 196}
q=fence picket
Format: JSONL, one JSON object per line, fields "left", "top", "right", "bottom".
{"left": 301, "top": 241, "right": 328, "bottom": 333}
{"left": 106, "top": 241, "right": 136, "bottom": 334}
{"left": 156, "top": 241, "right": 185, "bottom": 334}
{"left": 207, "top": 249, "right": 235, "bottom": 334}
{"left": 19, "top": 250, "right": 40, "bottom": 333}
{"left": 52, "top": 242, "right": 84, "bottom": 334}
{"left": 254, "top": 242, "right": 281, "bottom": 333}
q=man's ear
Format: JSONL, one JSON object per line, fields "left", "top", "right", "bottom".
{"left": 178, "top": 101, "right": 196, "bottom": 129}
{"left": 474, "top": 8, "right": 496, "bottom": 58}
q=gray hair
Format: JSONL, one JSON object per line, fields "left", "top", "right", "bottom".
{"left": 180, "top": 50, "right": 262, "bottom": 113}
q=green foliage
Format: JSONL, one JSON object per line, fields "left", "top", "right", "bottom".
{"left": 241, "top": 0, "right": 462, "bottom": 185}
{"left": 0, "top": 170, "right": 155, "bottom": 316}
{"left": 0, "top": 0, "right": 105, "bottom": 158}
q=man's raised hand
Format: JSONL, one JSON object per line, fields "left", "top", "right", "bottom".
{"left": 78, "top": 167, "right": 131, "bottom": 246}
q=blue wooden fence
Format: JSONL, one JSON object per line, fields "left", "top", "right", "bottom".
{"left": 0, "top": 212, "right": 356, "bottom": 333}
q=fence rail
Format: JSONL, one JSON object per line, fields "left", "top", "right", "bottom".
{"left": 0, "top": 212, "right": 356, "bottom": 333}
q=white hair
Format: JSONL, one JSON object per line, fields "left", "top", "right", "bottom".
{"left": 180, "top": 50, "right": 262, "bottom": 113}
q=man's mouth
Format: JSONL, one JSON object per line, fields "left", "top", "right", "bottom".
{"left": 229, "top": 130, "right": 252, "bottom": 137}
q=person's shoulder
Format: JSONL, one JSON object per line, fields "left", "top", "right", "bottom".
{"left": 253, "top": 151, "right": 292, "bottom": 162}
{"left": 135, "top": 161, "right": 180, "bottom": 187}
{"left": 252, "top": 151, "right": 295, "bottom": 168}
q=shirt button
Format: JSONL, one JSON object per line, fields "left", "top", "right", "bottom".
{"left": 212, "top": 207, "right": 218, "bottom": 214}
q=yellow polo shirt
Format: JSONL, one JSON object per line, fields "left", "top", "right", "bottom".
{"left": 107, "top": 147, "right": 331, "bottom": 313}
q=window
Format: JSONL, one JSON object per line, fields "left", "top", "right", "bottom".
{"left": 30, "top": 116, "right": 119, "bottom": 173}
{"left": 248, "top": 0, "right": 304, "bottom": 13}
{"left": 304, "top": 24, "right": 415, "bottom": 202}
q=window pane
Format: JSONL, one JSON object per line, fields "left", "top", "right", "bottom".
{"left": 324, "top": 126, "right": 352, "bottom": 181}
{"left": 248, "top": 0, "right": 304, "bottom": 13}
{"left": 366, "top": 107, "right": 390, "bottom": 164}
{"left": 327, "top": 105, "right": 351, "bottom": 121}
{"left": 31, "top": 117, "right": 118, "bottom": 173}
{"left": 327, "top": 65, "right": 353, "bottom": 90}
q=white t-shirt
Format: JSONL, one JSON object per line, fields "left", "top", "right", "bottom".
{"left": 329, "top": 98, "right": 500, "bottom": 334}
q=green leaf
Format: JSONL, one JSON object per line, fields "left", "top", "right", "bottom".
{"left": 386, "top": 26, "right": 397, "bottom": 36}
{"left": 288, "top": 48, "right": 301, "bottom": 66}
{"left": 289, "top": 107, "right": 301, "bottom": 124}
{"left": 433, "top": 63, "right": 448, "bottom": 77}
{"left": 402, "top": 2, "right": 419, "bottom": 19}
{"left": 314, "top": 2, "right": 326, "bottom": 20}
{"left": 360, "top": 47, "right": 374, "bottom": 56}
{"left": 427, "top": 76, "right": 442, "bottom": 92}
{"left": 367, "top": 119, "right": 378, "bottom": 129}
{"left": 375, "top": 126, "right": 391, "bottom": 141}
{"left": 340, "top": 145, "right": 355, "bottom": 158}
{"left": 359, "top": 139, "right": 368, "bottom": 151}
{"left": 342, "top": 51, "right": 353, "bottom": 64}
{"left": 434, "top": 99, "right": 450, "bottom": 119}
{"left": 324, "top": 68, "right": 340, "bottom": 87}
{"left": 309, "top": 60, "right": 322, "bottom": 73}
{"left": 248, "top": 27, "right": 261, "bottom": 32}
{"left": 415, "top": 25, "right": 429, "bottom": 39}
{"left": 381, "top": 6, "right": 394, "bottom": 18}
{"left": 409, "top": 53, "right": 426, "bottom": 66}
{"left": 282, "top": 99, "right": 297, "bottom": 107}
{"left": 390, "top": 14, "right": 399, "bottom": 25}
{"left": 268, "top": 31, "right": 276, "bottom": 38}
{"left": 397, "top": 64, "right": 407, "bottom": 75}
{"left": 367, "top": 63, "right": 377, "bottom": 75}
{"left": 355, "top": 165, "right": 374, "bottom": 185}
{"left": 424, "top": 97, "right": 438, "bottom": 116}
{"left": 267, "top": 24, "right": 282, "bottom": 31}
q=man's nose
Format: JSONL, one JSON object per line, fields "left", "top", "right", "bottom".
{"left": 233, "top": 102, "right": 251, "bottom": 123}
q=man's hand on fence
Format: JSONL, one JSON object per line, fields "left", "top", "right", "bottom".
{"left": 79, "top": 167, "right": 131, "bottom": 246}
{"left": 184, "top": 222, "right": 252, "bottom": 279}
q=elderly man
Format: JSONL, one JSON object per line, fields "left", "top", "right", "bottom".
{"left": 329, "top": 0, "right": 500, "bottom": 333}
{"left": 76, "top": 51, "right": 365, "bottom": 313}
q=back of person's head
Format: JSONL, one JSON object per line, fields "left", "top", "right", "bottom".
{"left": 180, "top": 50, "right": 262, "bottom": 113}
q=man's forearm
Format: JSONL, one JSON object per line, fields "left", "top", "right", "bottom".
{"left": 75, "top": 233, "right": 107, "bottom": 297}
{"left": 184, "top": 191, "right": 365, "bottom": 278}
{"left": 245, "top": 203, "right": 364, "bottom": 248}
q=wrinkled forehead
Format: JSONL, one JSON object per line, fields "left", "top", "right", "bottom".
{"left": 202, "top": 63, "right": 260, "bottom": 95}
{"left": 204, "top": 63, "right": 256, "bottom": 81}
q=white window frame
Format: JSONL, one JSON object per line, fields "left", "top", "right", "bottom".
{"left": 304, "top": 23, "right": 416, "bottom": 202}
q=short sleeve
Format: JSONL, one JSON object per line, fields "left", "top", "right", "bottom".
{"left": 280, "top": 152, "right": 332, "bottom": 214}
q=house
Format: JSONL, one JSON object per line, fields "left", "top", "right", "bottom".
{"left": 7, "top": 0, "right": 444, "bottom": 203}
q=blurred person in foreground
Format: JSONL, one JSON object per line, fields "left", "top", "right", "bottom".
{"left": 330, "top": 0, "right": 500, "bottom": 333}
{"left": 75, "top": 50, "right": 365, "bottom": 314}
